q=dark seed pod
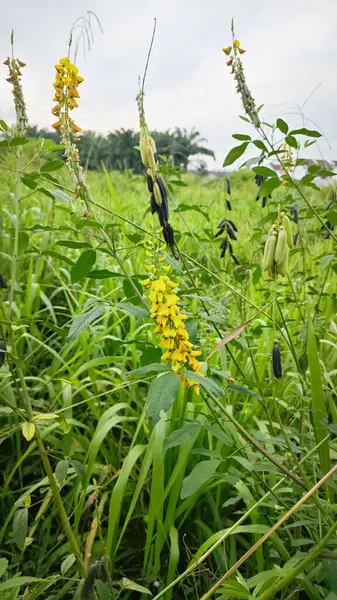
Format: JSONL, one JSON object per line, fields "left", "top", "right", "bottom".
{"left": 147, "top": 173, "right": 154, "bottom": 193}
{"left": 157, "top": 196, "right": 169, "bottom": 226}
{"left": 272, "top": 343, "right": 282, "bottom": 379}
{"left": 255, "top": 193, "right": 260, "bottom": 202}
{"left": 228, "top": 219, "right": 238, "bottom": 232}
{"left": 293, "top": 232, "right": 299, "bottom": 246}
{"left": 227, "top": 225, "right": 237, "bottom": 241}
{"left": 214, "top": 226, "right": 225, "bottom": 238}
{"left": 220, "top": 237, "right": 228, "bottom": 258}
{"left": 262, "top": 197, "right": 267, "bottom": 208}
{"left": 228, "top": 240, "right": 233, "bottom": 255}
{"left": 156, "top": 176, "right": 167, "bottom": 201}
{"left": 226, "top": 199, "right": 232, "bottom": 211}
{"left": 150, "top": 193, "right": 157, "bottom": 215}
{"left": 290, "top": 207, "right": 299, "bottom": 223}
{"left": 163, "top": 223, "right": 179, "bottom": 259}
{"left": 0, "top": 274, "right": 7, "bottom": 289}
{"left": 231, "top": 254, "right": 240, "bottom": 265}
{"left": 0, "top": 340, "right": 6, "bottom": 368}
{"left": 226, "top": 178, "right": 231, "bottom": 195}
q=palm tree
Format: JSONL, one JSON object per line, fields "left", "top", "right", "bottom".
{"left": 172, "top": 127, "right": 215, "bottom": 170}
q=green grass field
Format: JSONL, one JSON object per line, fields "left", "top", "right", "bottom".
{"left": 1, "top": 32, "right": 337, "bottom": 600}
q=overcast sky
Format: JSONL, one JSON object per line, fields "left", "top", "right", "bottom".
{"left": 1, "top": 0, "right": 337, "bottom": 168}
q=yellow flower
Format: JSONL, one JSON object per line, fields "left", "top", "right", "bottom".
{"left": 144, "top": 275, "right": 203, "bottom": 394}
{"left": 233, "top": 39, "right": 240, "bottom": 48}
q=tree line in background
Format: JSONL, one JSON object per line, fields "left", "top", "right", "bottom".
{"left": 27, "top": 125, "right": 215, "bottom": 172}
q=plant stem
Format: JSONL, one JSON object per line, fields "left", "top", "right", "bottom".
{"left": 154, "top": 436, "right": 329, "bottom": 599}
{"left": 200, "top": 462, "right": 337, "bottom": 599}
{"left": 7, "top": 147, "right": 21, "bottom": 319}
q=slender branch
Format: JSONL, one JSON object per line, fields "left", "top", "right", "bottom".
{"left": 200, "top": 462, "right": 337, "bottom": 599}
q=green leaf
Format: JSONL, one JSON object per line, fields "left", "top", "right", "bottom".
{"left": 10, "top": 136, "right": 29, "bottom": 147}
{"left": 0, "top": 119, "right": 8, "bottom": 132}
{"left": 327, "top": 208, "right": 337, "bottom": 227}
{"left": 323, "top": 560, "right": 337, "bottom": 594}
{"left": 253, "top": 140, "right": 268, "bottom": 152}
{"left": 259, "top": 176, "right": 282, "bottom": 197}
{"left": 68, "top": 305, "right": 106, "bottom": 341}
{"left": 205, "top": 424, "right": 232, "bottom": 446}
{"left": 232, "top": 133, "right": 251, "bottom": 141}
{"left": 13, "top": 508, "right": 28, "bottom": 550}
{"left": 86, "top": 269, "right": 122, "bottom": 279}
{"left": 60, "top": 553, "right": 76, "bottom": 576}
{"left": 320, "top": 254, "right": 334, "bottom": 270}
{"left": 223, "top": 142, "right": 249, "bottom": 167}
{"left": 252, "top": 166, "right": 276, "bottom": 178}
{"left": 120, "top": 577, "right": 152, "bottom": 595}
{"left": 181, "top": 371, "right": 223, "bottom": 397}
{"left": 42, "top": 250, "right": 74, "bottom": 266}
{"left": 128, "top": 363, "right": 170, "bottom": 377}
{"left": 276, "top": 118, "right": 289, "bottom": 134}
{"left": 123, "top": 278, "right": 143, "bottom": 305}
{"left": 40, "top": 160, "right": 65, "bottom": 173}
{"left": 116, "top": 303, "right": 149, "bottom": 318}
{"left": 164, "top": 422, "right": 202, "bottom": 451}
{"left": 56, "top": 240, "right": 91, "bottom": 249}
{"left": 227, "top": 383, "right": 262, "bottom": 400}
{"left": 290, "top": 128, "right": 321, "bottom": 138}
{"left": 285, "top": 134, "right": 298, "bottom": 149}
{"left": 0, "top": 558, "right": 8, "bottom": 578}
{"left": 0, "top": 577, "right": 48, "bottom": 591}
{"left": 307, "top": 316, "right": 331, "bottom": 495}
{"left": 146, "top": 372, "right": 180, "bottom": 425}
{"left": 55, "top": 459, "right": 69, "bottom": 488}
{"left": 181, "top": 459, "right": 221, "bottom": 499}
{"left": 218, "top": 581, "right": 252, "bottom": 599}
{"left": 71, "top": 250, "right": 96, "bottom": 283}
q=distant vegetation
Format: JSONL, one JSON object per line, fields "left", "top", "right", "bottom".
{"left": 27, "top": 125, "right": 216, "bottom": 172}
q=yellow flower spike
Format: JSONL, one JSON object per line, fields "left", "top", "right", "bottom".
{"left": 145, "top": 264, "right": 154, "bottom": 272}
{"left": 59, "top": 57, "right": 70, "bottom": 65}
{"left": 233, "top": 39, "right": 240, "bottom": 48}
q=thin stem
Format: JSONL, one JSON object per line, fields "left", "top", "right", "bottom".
{"left": 7, "top": 147, "right": 21, "bottom": 319}
{"left": 200, "top": 462, "right": 337, "bottom": 599}
{"left": 153, "top": 436, "right": 329, "bottom": 600}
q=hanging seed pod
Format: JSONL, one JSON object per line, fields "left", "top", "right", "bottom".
{"left": 163, "top": 223, "right": 179, "bottom": 259}
{"left": 276, "top": 243, "right": 289, "bottom": 276}
{"left": 227, "top": 219, "right": 238, "bottom": 232}
{"left": 231, "top": 254, "right": 240, "bottom": 265}
{"left": 0, "top": 274, "right": 7, "bottom": 289}
{"left": 290, "top": 207, "right": 299, "bottom": 223}
{"left": 156, "top": 176, "right": 167, "bottom": 200}
{"left": 262, "top": 234, "right": 277, "bottom": 271}
{"left": 226, "top": 178, "right": 231, "bottom": 195}
{"left": 226, "top": 199, "right": 232, "bottom": 211}
{"left": 147, "top": 170, "right": 154, "bottom": 193}
{"left": 272, "top": 343, "right": 282, "bottom": 379}
{"left": 150, "top": 193, "right": 157, "bottom": 215}
{"left": 158, "top": 197, "right": 169, "bottom": 224}
{"left": 0, "top": 340, "right": 6, "bottom": 367}
{"left": 153, "top": 181, "right": 162, "bottom": 207}
{"left": 293, "top": 232, "right": 299, "bottom": 246}
{"left": 261, "top": 196, "right": 267, "bottom": 208}
{"left": 220, "top": 237, "right": 228, "bottom": 258}
{"left": 281, "top": 214, "right": 293, "bottom": 248}
{"left": 227, "top": 225, "right": 237, "bottom": 241}
{"left": 255, "top": 192, "right": 260, "bottom": 202}
{"left": 274, "top": 228, "right": 287, "bottom": 265}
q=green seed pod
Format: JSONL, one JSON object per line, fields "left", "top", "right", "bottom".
{"left": 150, "top": 136, "right": 157, "bottom": 156}
{"left": 140, "top": 137, "right": 149, "bottom": 167}
{"left": 262, "top": 234, "right": 277, "bottom": 271}
{"left": 272, "top": 343, "right": 282, "bottom": 379}
{"left": 267, "top": 224, "right": 276, "bottom": 237}
{"left": 274, "top": 228, "right": 287, "bottom": 265}
{"left": 276, "top": 243, "right": 288, "bottom": 276}
{"left": 146, "top": 144, "right": 157, "bottom": 171}
{"left": 0, "top": 340, "right": 6, "bottom": 368}
{"left": 281, "top": 214, "right": 293, "bottom": 248}
{"left": 153, "top": 181, "right": 162, "bottom": 207}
